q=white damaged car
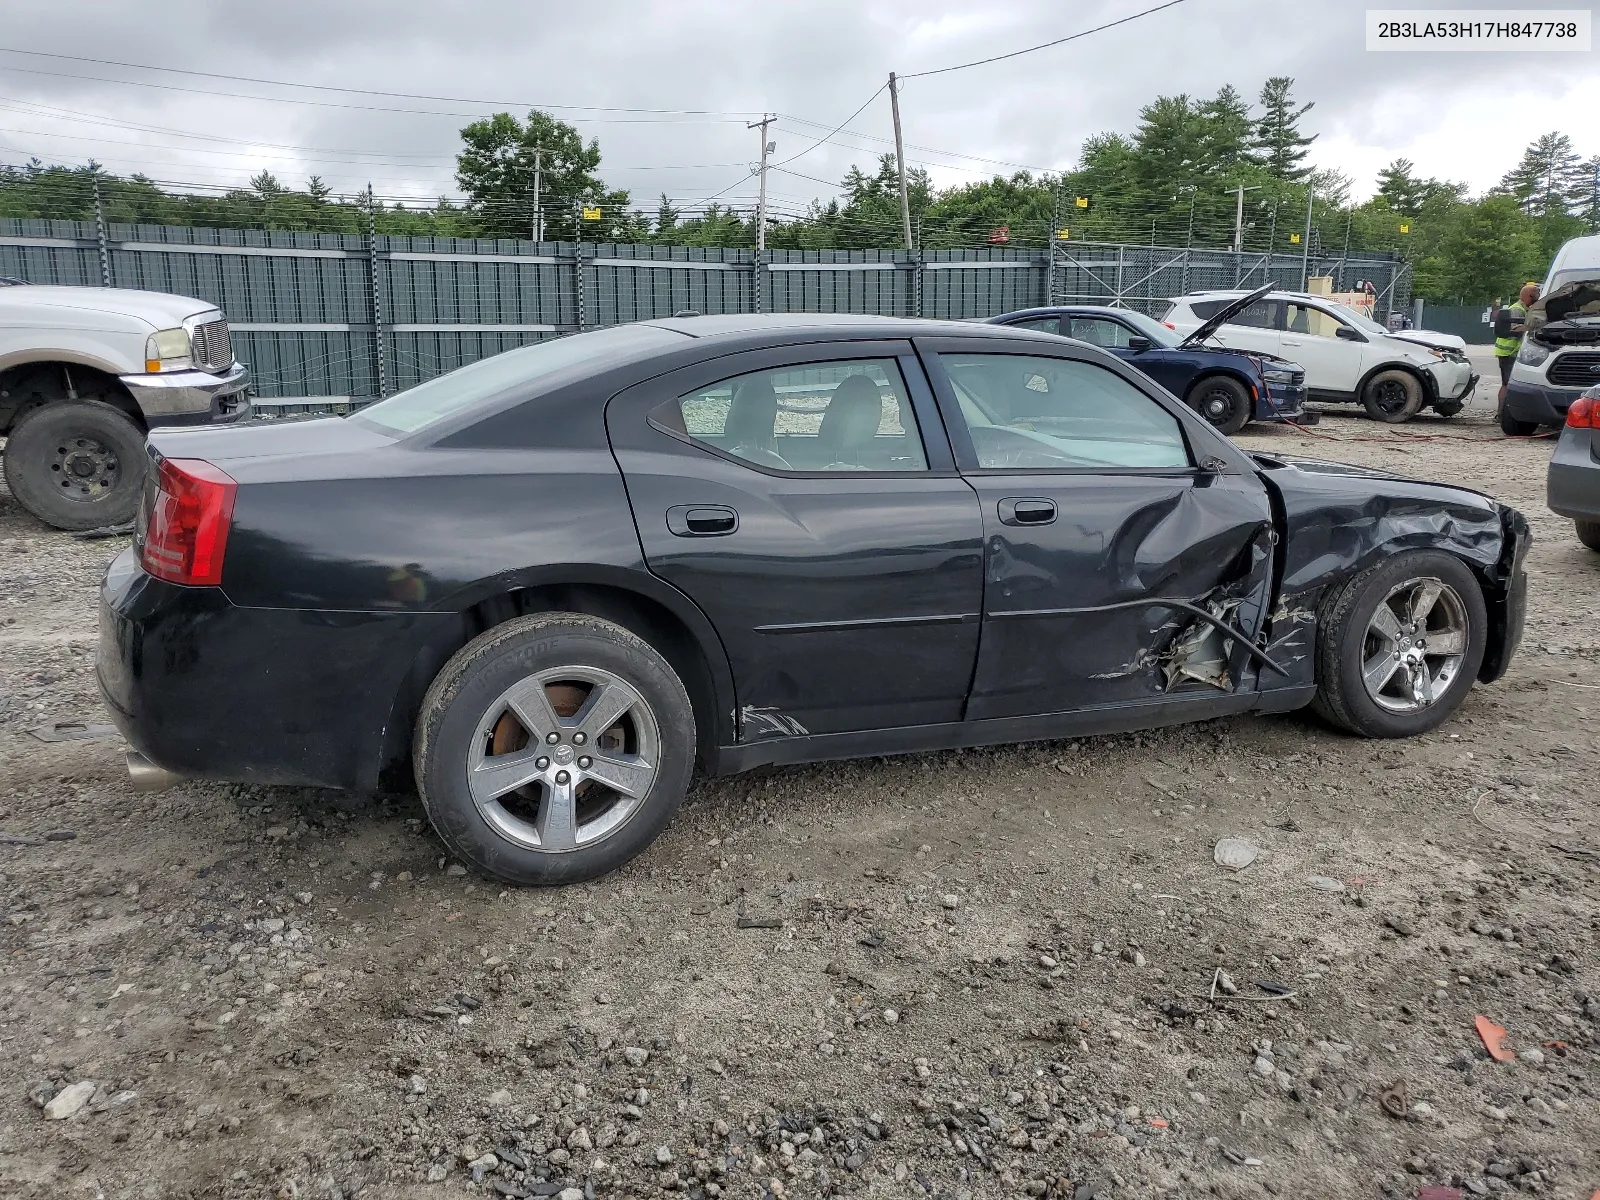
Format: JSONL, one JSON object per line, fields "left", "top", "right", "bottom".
{"left": 1163, "top": 289, "right": 1476, "bottom": 423}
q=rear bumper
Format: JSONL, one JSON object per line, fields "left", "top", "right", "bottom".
{"left": 119, "top": 362, "right": 251, "bottom": 426}
{"left": 1504, "top": 379, "right": 1583, "bottom": 427}
{"left": 97, "top": 549, "right": 451, "bottom": 790}
{"left": 1547, "top": 425, "right": 1600, "bottom": 522}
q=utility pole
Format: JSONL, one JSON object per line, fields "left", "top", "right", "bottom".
{"left": 1229, "top": 184, "right": 1261, "bottom": 253}
{"left": 888, "top": 72, "right": 913, "bottom": 250}
{"left": 531, "top": 146, "right": 544, "bottom": 242}
{"left": 1300, "top": 182, "right": 1314, "bottom": 290}
{"left": 747, "top": 114, "right": 776, "bottom": 252}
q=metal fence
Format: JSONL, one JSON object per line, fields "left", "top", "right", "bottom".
{"left": 0, "top": 218, "right": 1408, "bottom": 413}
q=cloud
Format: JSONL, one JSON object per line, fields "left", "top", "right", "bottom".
{"left": 0, "top": 0, "right": 1593, "bottom": 215}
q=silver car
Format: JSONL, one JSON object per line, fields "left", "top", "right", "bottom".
{"left": 1548, "top": 383, "right": 1600, "bottom": 552}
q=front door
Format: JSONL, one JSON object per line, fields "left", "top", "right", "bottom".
{"left": 1280, "top": 300, "right": 1363, "bottom": 393}
{"left": 606, "top": 341, "right": 985, "bottom": 738}
{"left": 918, "top": 340, "right": 1277, "bottom": 721}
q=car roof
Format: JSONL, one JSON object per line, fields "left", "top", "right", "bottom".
{"left": 990, "top": 305, "right": 1143, "bottom": 320}
{"left": 640, "top": 312, "right": 1063, "bottom": 344}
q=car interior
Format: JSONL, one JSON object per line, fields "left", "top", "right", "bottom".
{"left": 676, "top": 362, "right": 928, "bottom": 472}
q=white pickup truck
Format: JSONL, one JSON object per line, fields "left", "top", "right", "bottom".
{"left": 0, "top": 281, "right": 249, "bottom": 530}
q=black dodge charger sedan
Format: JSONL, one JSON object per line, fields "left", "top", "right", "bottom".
{"left": 99, "top": 314, "right": 1530, "bottom": 885}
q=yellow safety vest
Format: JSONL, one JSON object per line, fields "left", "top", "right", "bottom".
{"left": 1494, "top": 303, "right": 1526, "bottom": 357}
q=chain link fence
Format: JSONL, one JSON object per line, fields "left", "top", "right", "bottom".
{"left": 1, "top": 217, "right": 1408, "bottom": 413}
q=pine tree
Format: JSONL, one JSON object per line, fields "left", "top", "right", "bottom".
{"left": 1196, "top": 85, "right": 1253, "bottom": 173}
{"left": 1252, "top": 77, "right": 1316, "bottom": 181}
{"left": 1496, "top": 132, "right": 1583, "bottom": 218}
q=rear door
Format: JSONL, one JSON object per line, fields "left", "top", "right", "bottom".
{"left": 606, "top": 340, "right": 985, "bottom": 739}
{"left": 916, "top": 337, "right": 1277, "bottom": 721}
{"left": 1201, "top": 296, "right": 1283, "bottom": 356}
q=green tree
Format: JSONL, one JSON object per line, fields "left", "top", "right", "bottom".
{"left": 455, "top": 110, "right": 633, "bottom": 241}
{"left": 1434, "top": 195, "right": 1540, "bottom": 303}
{"left": 1252, "top": 76, "right": 1316, "bottom": 181}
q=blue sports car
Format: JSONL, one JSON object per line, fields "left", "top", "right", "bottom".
{"left": 987, "top": 288, "right": 1311, "bottom": 434}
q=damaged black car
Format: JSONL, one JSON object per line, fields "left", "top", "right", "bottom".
{"left": 98, "top": 315, "right": 1530, "bottom": 884}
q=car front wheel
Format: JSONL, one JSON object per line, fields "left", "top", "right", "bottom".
{"left": 414, "top": 613, "right": 696, "bottom": 885}
{"left": 1361, "top": 369, "right": 1424, "bottom": 423}
{"left": 1186, "top": 376, "right": 1252, "bottom": 435}
{"left": 1310, "top": 550, "right": 1487, "bottom": 738}
{"left": 1576, "top": 519, "right": 1600, "bottom": 553}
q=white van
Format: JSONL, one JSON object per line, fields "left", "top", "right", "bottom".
{"left": 1503, "top": 234, "right": 1600, "bottom": 434}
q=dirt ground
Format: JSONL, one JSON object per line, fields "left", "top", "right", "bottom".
{"left": 1, "top": 359, "right": 1596, "bottom": 1200}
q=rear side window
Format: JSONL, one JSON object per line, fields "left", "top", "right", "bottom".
{"left": 659, "top": 358, "right": 928, "bottom": 473}
{"left": 1005, "top": 317, "right": 1063, "bottom": 334}
{"left": 1190, "top": 298, "right": 1277, "bottom": 328}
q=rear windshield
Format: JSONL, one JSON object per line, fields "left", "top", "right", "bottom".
{"left": 355, "top": 324, "right": 685, "bottom": 434}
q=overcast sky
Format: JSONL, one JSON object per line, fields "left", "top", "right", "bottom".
{"left": 0, "top": 0, "right": 1595, "bottom": 218}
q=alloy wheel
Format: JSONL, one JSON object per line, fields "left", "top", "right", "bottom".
{"left": 466, "top": 665, "right": 660, "bottom": 853}
{"left": 1359, "top": 577, "right": 1469, "bottom": 713}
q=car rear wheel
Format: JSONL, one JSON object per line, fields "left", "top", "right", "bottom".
{"left": 1576, "top": 520, "right": 1600, "bottom": 553}
{"left": 1186, "top": 376, "right": 1252, "bottom": 435}
{"left": 413, "top": 613, "right": 695, "bottom": 886}
{"left": 1309, "top": 550, "right": 1486, "bottom": 739}
{"left": 1498, "top": 409, "right": 1539, "bottom": 437}
{"left": 2, "top": 400, "right": 145, "bottom": 531}
{"left": 1361, "top": 370, "right": 1424, "bottom": 423}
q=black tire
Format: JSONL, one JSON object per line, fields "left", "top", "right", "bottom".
{"left": 413, "top": 612, "right": 695, "bottom": 886}
{"left": 2, "top": 401, "right": 145, "bottom": 531}
{"left": 1498, "top": 408, "right": 1539, "bottom": 437}
{"left": 1186, "top": 375, "right": 1252, "bottom": 435}
{"left": 1576, "top": 520, "right": 1600, "bottom": 553}
{"left": 1432, "top": 399, "right": 1463, "bottom": 418}
{"left": 1361, "top": 369, "right": 1424, "bottom": 423}
{"left": 1309, "top": 550, "right": 1487, "bottom": 739}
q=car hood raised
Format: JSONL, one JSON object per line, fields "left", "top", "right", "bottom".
{"left": 1177, "top": 284, "right": 1274, "bottom": 348}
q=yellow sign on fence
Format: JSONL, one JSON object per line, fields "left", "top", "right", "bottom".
{"left": 1398, "top": 222, "right": 1410, "bottom": 234}
{"left": 1289, "top": 232, "right": 1301, "bottom": 244}
{"left": 1056, "top": 228, "right": 1070, "bottom": 240}
{"left": 1074, "top": 196, "right": 1090, "bottom": 208}
{"left": 581, "top": 206, "right": 603, "bottom": 220}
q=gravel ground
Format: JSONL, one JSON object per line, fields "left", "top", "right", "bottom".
{"left": 1, "top": 364, "right": 1596, "bottom": 1200}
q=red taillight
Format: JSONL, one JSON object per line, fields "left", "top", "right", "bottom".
{"left": 1162, "top": 321, "right": 1176, "bottom": 330}
{"left": 1567, "top": 397, "right": 1597, "bottom": 428}
{"left": 140, "top": 457, "right": 237, "bottom": 586}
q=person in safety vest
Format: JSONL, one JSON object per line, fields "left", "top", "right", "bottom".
{"left": 1495, "top": 282, "right": 1540, "bottom": 410}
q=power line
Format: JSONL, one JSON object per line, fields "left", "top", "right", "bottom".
{"left": 902, "top": 0, "right": 1193, "bottom": 78}
{"left": 0, "top": 62, "right": 751, "bottom": 125}
{"left": 0, "top": 46, "right": 761, "bottom": 118}
{"left": 770, "top": 84, "right": 888, "bottom": 168}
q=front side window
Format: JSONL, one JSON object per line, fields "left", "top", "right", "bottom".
{"left": 665, "top": 358, "right": 927, "bottom": 472}
{"left": 939, "top": 353, "right": 1190, "bottom": 471}
{"left": 1285, "top": 302, "right": 1349, "bottom": 339}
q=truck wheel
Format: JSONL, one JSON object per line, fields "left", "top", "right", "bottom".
{"left": 1186, "top": 377, "right": 1252, "bottom": 435}
{"left": 413, "top": 612, "right": 696, "bottom": 886}
{"left": 1576, "top": 520, "right": 1600, "bottom": 553}
{"left": 1498, "top": 409, "right": 1539, "bottom": 437}
{"left": 1361, "top": 370, "right": 1423, "bottom": 423}
{"left": 2, "top": 401, "right": 146, "bottom": 531}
